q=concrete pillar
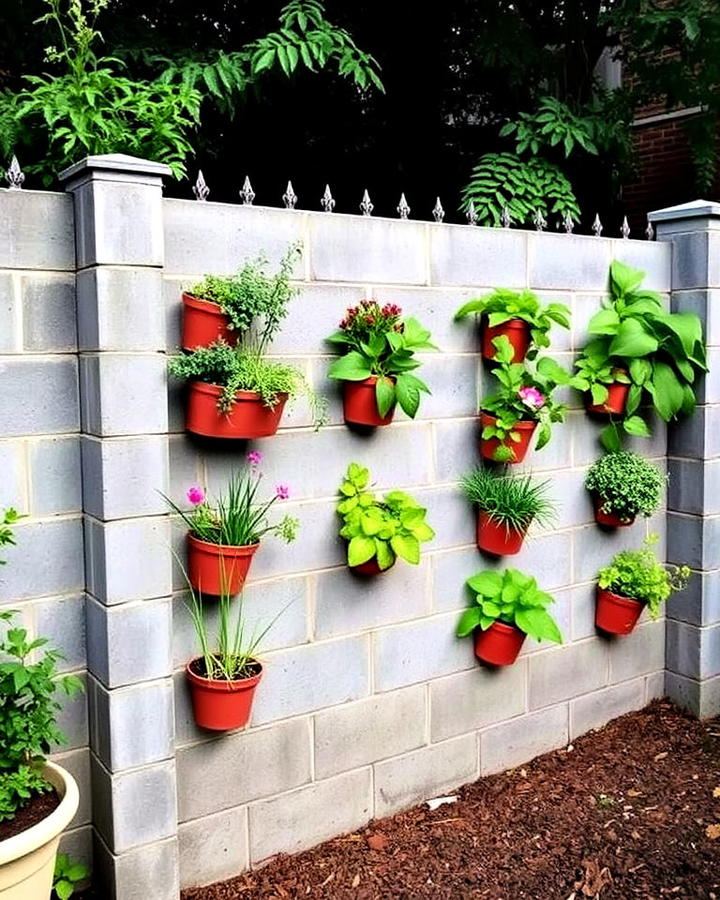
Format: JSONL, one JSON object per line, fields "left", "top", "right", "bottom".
{"left": 60, "top": 155, "right": 179, "bottom": 898}
{"left": 649, "top": 199, "right": 720, "bottom": 718}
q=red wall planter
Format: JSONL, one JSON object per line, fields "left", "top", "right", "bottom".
{"left": 595, "top": 587, "right": 644, "bottom": 635}
{"left": 593, "top": 494, "right": 635, "bottom": 528}
{"left": 181, "top": 293, "right": 237, "bottom": 351}
{"left": 480, "top": 414, "right": 536, "bottom": 463}
{"left": 482, "top": 318, "right": 530, "bottom": 363}
{"left": 351, "top": 557, "right": 396, "bottom": 576}
{"left": 586, "top": 381, "right": 630, "bottom": 415}
{"left": 477, "top": 511, "right": 526, "bottom": 555}
{"left": 187, "top": 533, "right": 258, "bottom": 596}
{"left": 343, "top": 377, "right": 395, "bottom": 427}
{"left": 186, "top": 658, "right": 262, "bottom": 730}
{"left": 186, "top": 382, "right": 287, "bottom": 439}
{"left": 474, "top": 622, "right": 526, "bottom": 666}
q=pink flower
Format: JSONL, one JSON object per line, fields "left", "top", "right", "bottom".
{"left": 518, "top": 386, "right": 545, "bottom": 410}
{"left": 275, "top": 484, "right": 290, "bottom": 500}
{"left": 247, "top": 450, "right": 263, "bottom": 467}
{"left": 187, "top": 485, "right": 205, "bottom": 506}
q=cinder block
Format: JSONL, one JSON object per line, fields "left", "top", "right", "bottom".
{"left": 273, "top": 283, "right": 367, "bottom": 355}
{"left": 666, "top": 620, "right": 720, "bottom": 680}
{"left": 431, "top": 547, "right": 482, "bottom": 613}
{"left": 670, "top": 231, "right": 716, "bottom": 291}
{"left": 417, "top": 486, "right": 476, "bottom": 552}
{"left": 696, "top": 348, "right": 720, "bottom": 405}
{"left": 573, "top": 293, "right": 606, "bottom": 352}
{"left": 668, "top": 457, "right": 720, "bottom": 516}
{"left": 0, "top": 517, "right": 83, "bottom": 601}
{"left": 569, "top": 678, "right": 646, "bottom": 739}
{"left": 176, "top": 718, "right": 311, "bottom": 821}
{"left": 373, "top": 612, "right": 476, "bottom": 692}
{"left": 34, "top": 593, "right": 86, "bottom": 671}
{"left": 529, "top": 233, "right": 612, "bottom": 290}
{"left": 93, "top": 834, "right": 179, "bottom": 900}
{"left": 570, "top": 582, "right": 598, "bottom": 641}
{"left": 58, "top": 825, "right": 92, "bottom": 873}
{"left": 672, "top": 289, "right": 720, "bottom": 348}
{"left": 167, "top": 435, "right": 202, "bottom": 512}
{"left": 408, "top": 355, "right": 479, "bottom": 420}
{"left": 665, "top": 671, "right": 720, "bottom": 718}
{"left": 429, "top": 224, "right": 527, "bottom": 288}
{"left": 610, "top": 240, "right": 672, "bottom": 292}
{"left": 529, "top": 640, "right": 608, "bottom": 709}
{"left": 0, "top": 440, "right": 27, "bottom": 511}
{"left": 0, "top": 190, "right": 75, "bottom": 270}
{"left": 0, "top": 357, "right": 79, "bottom": 436}
{"left": 430, "top": 664, "right": 526, "bottom": 741}
{"left": 375, "top": 286, "right": 481, "bottom": 353}
{"left": 179, "top": 806, "right": 248, "bottom": 889}
{"left": 432, "top": 418, "right": 480, "bottom": 484}
{"left": 478, "top": 531, "right": 573, "bottom": 594}
{"left": 0, "top": 273, "right": 19, "bottom": 351}
{"left": 667, "top": 569, "right": 720, "bottom": 626}
{"left": 77, "top": 267, "right": 165, "bottom": 351}
{"left": 374, "top": 734, "right": 478, "bottom": 819}
{"left": 645, "top": 670, "right": 666, "bottom": 701}
{"left": 79, "top": 354, "right": 168, "bottom": 437}
{"left": 608, "top": 620, "right": 665, "bottom": 682}
{"left": 314, "top": 685, "right": 427, "bottom": 779}
{"left": 573, "top": 519, "right": 666, "bottom": 584}
{"left": 666, "top": 512, "right": 720, "bottom": 571}
{"left": 541, "top": 467, "right": 594, "bottom": 529}
{"left": 251, "top": 634, "right": 370, "bottom": 725}
{"left": 248, "top": 768, "right": 373, "bottom": 863}
{"left": 28, "top": 436, "right": 82, "bottom": 515}
{"left": 668, "top": 405, "right": 720, "bottom": 460}
{"left": 480, "top": 703, "right": 569, "bottom": 776}
{"left": 54, "top": 675, "right": 88, "bottom": 751}
{"left": 21, "top": 274, "right": 77, "bottom": 352}
{"left": 52, "top": 748, "right": 91, "bottom": 828}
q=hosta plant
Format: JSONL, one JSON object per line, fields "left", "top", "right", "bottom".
{"left": 337, "top": 463, "right": 434, "bottom": 570}
{"left": 585, "top": 451, "right": 666, "bottom": 522}
{"left": 461, "top": 467, "right": 555, "bottom": 533}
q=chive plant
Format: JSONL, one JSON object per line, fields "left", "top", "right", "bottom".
{"left": 461, "top": 467, "right": 555, "bottom": 533}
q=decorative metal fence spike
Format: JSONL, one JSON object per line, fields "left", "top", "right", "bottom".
{"left": 432, "top": 197, "right": 445, "bottom": 223}
{"left": 563, "top": 212, "right": 574, "bottom": 234}
{"left": 645, "top": 218, "right": 655, "bottom": 241}
{"left": 592, "top": 214, "right": 603, "bottom": 237}
{"left": 5, "top": 155, "right": 24, "bottom": 190}
{"left": 239, "top": 176, "right": 255, "bottom": 205}
{"left": 533, "top": 209, "right": 547, "bottom": 232}
{"left": 282, "top": 180, "right": 298, "bottom": 209}
{"left": 192, "top": 170, "right": 209, "bottom": 201}
{"left": 321, "top": 184, "right": 335, "bottom": 213}
{"left": 397, "top": 193, "right": 410, "bottom": 219}
{"left": 466, "top": 201, "right": 477, "bottom": 225}
{"left": 501, "top": 206, "right": 512, "bottom": 228}
{"left": 360, "top": 189, "right": 374, "bottom": 217}
{"left": 621, "top": 216, "right": 631, "bottom": 240}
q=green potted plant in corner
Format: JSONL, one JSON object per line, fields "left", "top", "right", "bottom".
{"left": 163, "top": 451, "right": 298, "bottom": 596}
{"left": 327, "top": 301, "right": 436, "bottom": 426}
{"left": 585, "top": 451, "right": 666, "bottom": 528}
{"left": 454, "top": 288, "right": 570, "bottom": 362}
{"left": 337, "top": 463, "right": 434, "bottom": 574}
{"left": 456, "top": 568, "right": 563, "bottom": 666}
{"left": 461, "top": 467, "right": 555, "bottom": 555}
{"left": 596, "top": 535, "right": 690, "bottom": 635}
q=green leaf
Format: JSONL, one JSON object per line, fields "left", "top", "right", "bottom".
{"left": 467, "top": 571, "right": 503, "bottom": 598}
{"left": 390, "top": 534, "right": 421, "bottom": 564}
{"left": 375, "top": 539, "right": 395, "bottom": 571}
{"left": 375, "top": 376, "right": 396, "bottom": 417}
{"left": 590, "top": 383, "right": 609, "bottom": 405}
{"left": 610, "top": 260, "right": 645, "bottom": 296}
{"left": 327, "top": 351, "right": 372, "bottom": 381}
{"left": 629, "top": 357, "right": 652, "bottom": 385}
{"left": 608, "top": 319, "right": 659, "bottom": 358}
{"left": 456, "top": 607, "right": 483, "bottom": 637}
{"left": 588, "top": 307, "right": 621, "bottom": 335}
{"left": 600, "top": 422, "right": 622, "bottom": 452}
{"left": 347, "top": 536, "right": 375, "bottom": 566}
{"left": 651, "top": 360, "right": 686, "bottom": 421}
{"left": 623, "top": 415, "right": 651, "bottom": 437}
{"left": 56, "top": 881, "right": 74, "bottom": 900}
{"left": 515, "top": 608, "right": 563, "bottom": 643}
{"left": 395, "top": 373, "right": 421, "bottom": 418}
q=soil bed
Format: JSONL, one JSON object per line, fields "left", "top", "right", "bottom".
{"left": 183, "top": 701, "right": 720, "bottom": 899}
{"left": 0, "top": 787, "right": 59, "bottom": 842}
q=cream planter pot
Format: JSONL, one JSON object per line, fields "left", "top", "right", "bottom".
{"left": 0, "top": 763, "right": 80, "bottom": 900}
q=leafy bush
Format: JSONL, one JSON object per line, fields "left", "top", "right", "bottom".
{"left": 598, "top": 535, "right": 690, "bottom": 619}
{"left": 53, "top": 854, "right": 90, "bottom": 900}
{"left": 454, "top": 288, "right": 570, "bottom": 357}
{"left": 461, "top": 468, "right": 555, "bottom": 533}
{"left": 499, "top": 96, "right": 599, "bottom": 158}
{"left": 585, "top": 451, "right": 666, "bottom": 522}
{"left": 337, "top": 463, "right": 434, "bottom": 570}
{"left": 327, "top": 301, "right": 436, "bottom": 418}
{"left": 456, "top": 568, "right": 563, "bottom": 644}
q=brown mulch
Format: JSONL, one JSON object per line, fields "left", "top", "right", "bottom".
{"left": 0, "top": 787, "right": 59, "bottom": 841}
{"left": 182, "top": 701, "right": 720, "bottom": 900}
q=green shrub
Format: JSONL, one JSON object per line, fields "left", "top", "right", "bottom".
{"left": 461, "top": 467, "right": 555, "bottom": 533}
{"left": 585, "top": 451, "right": 666, "bottom": 521}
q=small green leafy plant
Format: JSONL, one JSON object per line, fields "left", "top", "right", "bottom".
{"left": 327, "top": 301, "right": 436, "bottom": 418}
{"left": 461, "top": 467, "right": 555, "bottom": 534}
{"left": 585, "top": 452, "right": 666, "bottom": 522}
{"left": 455, "top": 289, "right": 570, "bottom": 357}
{"left": 53, "top": 854, "right": 90, "bottom": 900}
{"left": 0, "top": 507, "right": 21, "bottom": 564}
{"left": 456, "top": 568, "right": 563, "bottom": 644}
{"left": 598, "top": 535, "right": 690, "bottom": 619}
{"left": 337, "top": 463, "right": 434, "bottom": 570}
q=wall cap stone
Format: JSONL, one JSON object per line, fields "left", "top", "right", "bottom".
{"left": 649, "top": 199, "right": 720, "bottom": 223}
{"left": 59, "top": 154, "right": 171, "bottom": 186}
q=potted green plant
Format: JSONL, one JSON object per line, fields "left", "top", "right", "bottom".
{"left": 456, "top": 568, "right": 563, "bottom": 666}
{"left": 52, "top": 854, "right": 90, "bottom": 900}
{"left": 596, "top": 535, "right": 690, "bottom": 635}
{"left": 480, "top": 335, "right": 581, "bottom": 463}
{"left": 575, "top": 259, "right": 707, "bottom": 450}
{"left": 337, "top": 463, "right": 434, "bottom": 574}
{"left": 327, "top": 301, "right": 436, "bottom": 426}
{"left": 585, "top": 451, "right": 665, "bottom": 528}
{"left": 163, "top": 451, "right": 298, "bottom": 596}
{"left": 461, "top": 467, "right": 555, "bottom": 555}
{"left": 455, "top": 288, "right": 570, "bottom": 362}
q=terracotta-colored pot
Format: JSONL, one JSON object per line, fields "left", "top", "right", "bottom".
{"left": 477, "top": 510, "right": 526, "bottom": 555}
{"left": 186, "top": 382, "right": 287, "bottom": 439}
{"left": 480, "top": 413, "right": 537, "bottom": 464}
{"left": 474, "top": 621, "right": 526, "bottom": 666}
{"left": 181, "top": 292, "right": 237, "bottom": 351}
{"left": 187, "top": 533, "right": 259, "bottom": 596}
{"left": 595, "top": 587, "right": 644, "bottom": 635}
{"left": 186, "top": 657, "right": 262, "bottom": 731}
{"left": 351, "top": 557, "right": 396, "bottom": 576}
{"left": 482, "top": 317, "right": 531, "bottom": 363}
{"left": 343, "top": 377, "right": 395, "bottom": 427}
{"left": 586, "top": 380, "right": 630, "bottom": 415}
{"left": 593, "top": 494, "right": 636, "bottom": 529}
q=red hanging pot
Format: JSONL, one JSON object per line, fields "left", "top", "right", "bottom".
{"left": 343, "top": 377, "right": 395, "bottom": 427}
{"left": 593, "top": 494, "right": 636, "bottom": 528}
{"left": 586, "top": 380, "right": 630, "bottom": 415}
{"left": 187, "top": 533, "right": 259, "bottom": 596}
{"left": 480, "top": 413, "right": 536, "bottom": 464}
{"left": 350, "top": 557, "right": 396, "bottom": 576}
{"left": 186, "top": 657, "right": 262, "bottom": 730}
{"left": 474, "top": 622, "right": 526, "bottom": 666}
{"left": 477, "top": 510, "right": 527, "bottom": 555}
{"left": 595, "top": 587, "right": 644, "bottom": 635}
{"left": 186, "top": 382, "right": 287, "bottom": 439}
{"left": 482, "top": 317, "right": 531, "bottom": 363}
{"left": 181, "top": 292, "right": 237, "bottom": 351}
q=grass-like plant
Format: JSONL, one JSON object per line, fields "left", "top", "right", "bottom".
{"left": 461, "top": 467, "right": 555, "bottom": 533}
{"left": 585, "top": 451, "right": 666, "bottom": 522}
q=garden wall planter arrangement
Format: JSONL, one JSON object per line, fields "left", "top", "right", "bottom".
{"left": 186, "top": 658, "right": 263, "bottom": 731}
{"left": 181, "top": 292, "right": 237, "bottom": 351}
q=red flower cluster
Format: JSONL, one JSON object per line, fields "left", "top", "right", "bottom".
{"left": 339, "top": 300, "right": 403, "bottom": 332}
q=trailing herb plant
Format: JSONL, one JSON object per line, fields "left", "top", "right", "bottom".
{"left": 454, "top": 289, "right": 570, "bottom": 356}
{"left": 461, "top": 467, "right": 555, "bottom": 533}
{"left": 585, "top": 451, "right": 666, "bottom": 522}
{"left": 327, "top": 301, "right": 436, "bottom": 418}
{"left": 337, "top": 463, "right": 434, "bottom": 570}
{"left": 598, "top": 534, "right": 690, "bottom": 619}
{"left": 575, "top": 259, "right": 707, "bottom": 450}
{"left": 456, "top": 568, "right": 563, "bottom": 644}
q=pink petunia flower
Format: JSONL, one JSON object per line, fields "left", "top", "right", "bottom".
{"left": 187, "top": 485, "right": 205, "bottom": 506}
{"left": 275, "top": 484, "right": 290, "bottom": 500}
{"left": 518, "top": 386, "right": 545, "bottom": 409}
{"left": 247, "top": 450, "right": 263, "bottom": 467}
